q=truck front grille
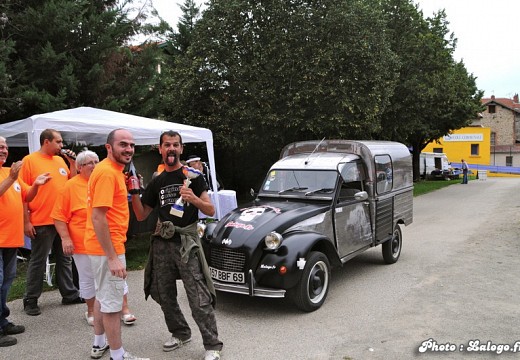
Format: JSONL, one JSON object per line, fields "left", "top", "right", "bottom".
{"left": 210, "top": 247, "right": 246, "bottom": 272}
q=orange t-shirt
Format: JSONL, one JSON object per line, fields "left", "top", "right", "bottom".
{"left": 84, "top": 158, "right": 129, "bottom": 255}
{"left": 51, "top": 175, "right": 88, "bottom": 254}
{"left": 20, "top": 151, "right": 70, "bottom": 226}
{"left": 0, "top": 167, "right": 29, "bottom": 247}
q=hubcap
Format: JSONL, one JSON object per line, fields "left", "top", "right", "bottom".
{"left": 308, "top": 261, "right": 328, "bottom": 304}
{"left": 392, "top": 231, "right": 401, "bottom": 256}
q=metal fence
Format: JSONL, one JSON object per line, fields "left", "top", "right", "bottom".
{"left": 451, "top": 162, "right": 520, "bottom": 174}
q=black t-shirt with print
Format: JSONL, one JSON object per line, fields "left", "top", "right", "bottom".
{"left": 141, "top": 167, "right": 208, "bottom": 227}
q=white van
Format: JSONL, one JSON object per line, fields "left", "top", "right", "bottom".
{"left": 420, "top": 152, "right": 460, "bottom": 180}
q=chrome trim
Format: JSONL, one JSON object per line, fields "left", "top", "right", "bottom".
{"left": 248, "top": 269, "right": 254, "bottom": 295}
{"left": 339, "top": 244, "right": 372, "bottom": 264}
{"left": 212, "top": 273, "right": 287, "bottom": 299}
{"left": 265, "top": 232, "right": 283, "bottom": 250}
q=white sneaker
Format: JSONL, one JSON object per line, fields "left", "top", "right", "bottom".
{"left": 163, "top": 336, "right": 191, "bottom": 352}
{"left": 91, "top": 342, "right": 109, "bottom": 359}
{"left": 204, "top": 350, "right": 221, "bottom": 360}
{"left": 119, "top": 351, "right": 149, "bottom": 360}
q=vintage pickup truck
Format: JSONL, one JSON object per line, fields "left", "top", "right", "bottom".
{"left": 202, "top": 140, "right": 413, "bottom": 311}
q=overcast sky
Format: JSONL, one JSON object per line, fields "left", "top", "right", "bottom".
{"left": 152, "top": 0, "right": 519, "bottom": 99}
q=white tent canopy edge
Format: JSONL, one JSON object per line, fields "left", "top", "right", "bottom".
{"left": 0, "top": 106, "right": 223, "bottom": 218}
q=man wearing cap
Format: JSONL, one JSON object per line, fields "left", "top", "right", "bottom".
{"left": 185, "top": 155, "right": 222, "bottom": 192}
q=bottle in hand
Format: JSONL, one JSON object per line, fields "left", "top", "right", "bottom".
{"left": 128, "top": 161, "right": 140, "bottom": 194}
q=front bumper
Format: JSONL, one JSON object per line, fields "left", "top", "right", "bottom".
{"left": 212, "top": 269, "right": 286, "bottom": 298}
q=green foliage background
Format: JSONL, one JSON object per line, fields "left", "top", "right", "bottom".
{"left": 0, "top": 0, "right": 483, "bottom": 196}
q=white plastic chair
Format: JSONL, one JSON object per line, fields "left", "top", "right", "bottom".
{"left": 21, "top": 235, "right": 56, "bottom": 287}
{"left": 44, "top": 254, "right": 55, "bottom": 287}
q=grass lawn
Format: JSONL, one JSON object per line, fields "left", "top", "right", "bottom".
{"left": 413, "top": 176, "right": 474, "bottom": 196}
{"left": 7, "top": 232, "right": 151, "bottom": 302}
{"left": 8, "top": 176, "right": 474, "bottom": 302}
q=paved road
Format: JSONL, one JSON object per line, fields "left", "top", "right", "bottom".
{"left": 5, "top": 177, "right": 520, "bottom": 359}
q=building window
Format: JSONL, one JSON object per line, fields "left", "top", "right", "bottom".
{"left": 471, "top": 144, "right": 479, "bottom": 156}
{"left": 490, "top": 132, "right": 496, "bottom": 146}
{"left": 488, "top": 105, "right": 496, "bottom": 113}
{"left": 433, "top": 148, "right": 443, "bottom": 153}
{"left": 506, "top": 156, "right": 513, "bottom": 167}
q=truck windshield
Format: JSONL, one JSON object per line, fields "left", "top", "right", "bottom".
{"left": 260, "top": 170, "right": 337, "bottom": 197}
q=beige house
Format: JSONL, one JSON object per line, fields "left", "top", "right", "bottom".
{"left": 472, "top": 94, "right": 520, "bottom": 167}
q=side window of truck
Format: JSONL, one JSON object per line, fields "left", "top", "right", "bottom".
{"left": 375, "top": 155, "right": 393, "bottom": 194}
{"left": 338, "top": 161, "right": 365, "bottom": 202}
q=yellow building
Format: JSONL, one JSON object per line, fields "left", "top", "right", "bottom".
{"left": 422, "top": 126, "right": 491, "bottom": 167}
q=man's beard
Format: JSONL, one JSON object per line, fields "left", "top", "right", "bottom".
{"left": 113, "top": 151, "right": 132, "bottom": 165}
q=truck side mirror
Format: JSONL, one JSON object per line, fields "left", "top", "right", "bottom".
{"left": 354, "top": 191, "right": 368, "bottom": 201}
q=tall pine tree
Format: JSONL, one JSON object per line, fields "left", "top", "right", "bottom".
{"left": 0, "top": 0, "right": 166, "bottom": 123}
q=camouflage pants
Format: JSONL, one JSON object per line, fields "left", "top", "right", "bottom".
{"left": 149, "top": 238, "right": 223, "bottom": 351}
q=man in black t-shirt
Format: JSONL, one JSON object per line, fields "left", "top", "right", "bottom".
{"left": 130, "top": 131, "right": 223, "bottom": 360}
{"left": 142, "top": 167, "right": 207, "bottom": 227}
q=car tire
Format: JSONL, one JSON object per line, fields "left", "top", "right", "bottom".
{"left": 382, "top": 224, "right": 402, "bottom": 264}
{"left": 290, "top": 251, "right": 330, "bottom": 312}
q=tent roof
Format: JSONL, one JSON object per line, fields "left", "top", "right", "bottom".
{"left": 0, "top": 106, "right": 212, "bottom": 147}
{"left": 0, "top": 106, "right": 228, "bottom": 218}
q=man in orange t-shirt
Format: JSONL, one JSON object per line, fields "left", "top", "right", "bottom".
{"left": 20, "top": 129, "right": 82, "bottom": 316}
{"left": 0, "top": 136, "right": 50, "bottom": 347}
{"left": 84, "top": 129, "right": 148, "bottom": 360}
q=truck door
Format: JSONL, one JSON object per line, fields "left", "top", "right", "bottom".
{"left": 334, "top": 161, "right": 372, "bottom": 257}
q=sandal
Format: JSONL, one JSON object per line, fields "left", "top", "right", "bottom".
{"left": 121, "top": 313, "right": 137, "bottom": 325}
{"left": 85, "top": 311, "right": 94, "bottom": 326}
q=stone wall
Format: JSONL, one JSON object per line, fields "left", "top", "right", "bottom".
{"left": 480, "top": 105, "right": 515, "bottom": 146}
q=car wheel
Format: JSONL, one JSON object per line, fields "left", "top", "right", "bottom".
{"left": 290, "top": 251, "right": 330, "bottom": 312}
{"left": 382, "top": 224, "right": 402, "bottom": 264}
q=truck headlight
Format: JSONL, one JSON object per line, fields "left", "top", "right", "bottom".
{"left": 265, "top": 232, "right": 283, "bottom": 250}
{"left": 197, "top": 222, "right": 207, "bottom": 239}
{"left": 203, "top": 222, "right": 217, "bottom": 241}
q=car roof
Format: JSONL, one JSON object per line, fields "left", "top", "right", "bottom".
{"left": 271, "top": 152, "right": 360, "bottom": 171}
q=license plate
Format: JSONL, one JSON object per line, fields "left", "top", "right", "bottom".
{"left": 209, "top": 267, "right": 245, "bottom": 284}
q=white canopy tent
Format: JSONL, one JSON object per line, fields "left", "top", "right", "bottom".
{"left": 0, "top": 106, "right": 224, "bottom": 218}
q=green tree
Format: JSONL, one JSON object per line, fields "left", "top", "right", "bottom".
{"left": 0, "top": 10, "right": 17, "bottom": 119}
{"left": 0, "top": 0, "right": 166, "bottom": 123}
{"left": 378, "top": 0, "right": 483, "bottom": 181}
{"left": 167, "top": 0, "right": 201, "bottom": 56}
{"left": 164, "top": 0, "right": 398, "bottom": 194}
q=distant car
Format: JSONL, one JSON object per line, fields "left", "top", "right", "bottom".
{"left": 202, "top": 140, "right": 414, "bottom": 311}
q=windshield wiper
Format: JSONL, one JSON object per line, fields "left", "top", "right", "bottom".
{"left": 278, "top": 187, "right": 308, "bottom": 194}
{"left": 304, "top": 188, "right": 334, "bottom": 196}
